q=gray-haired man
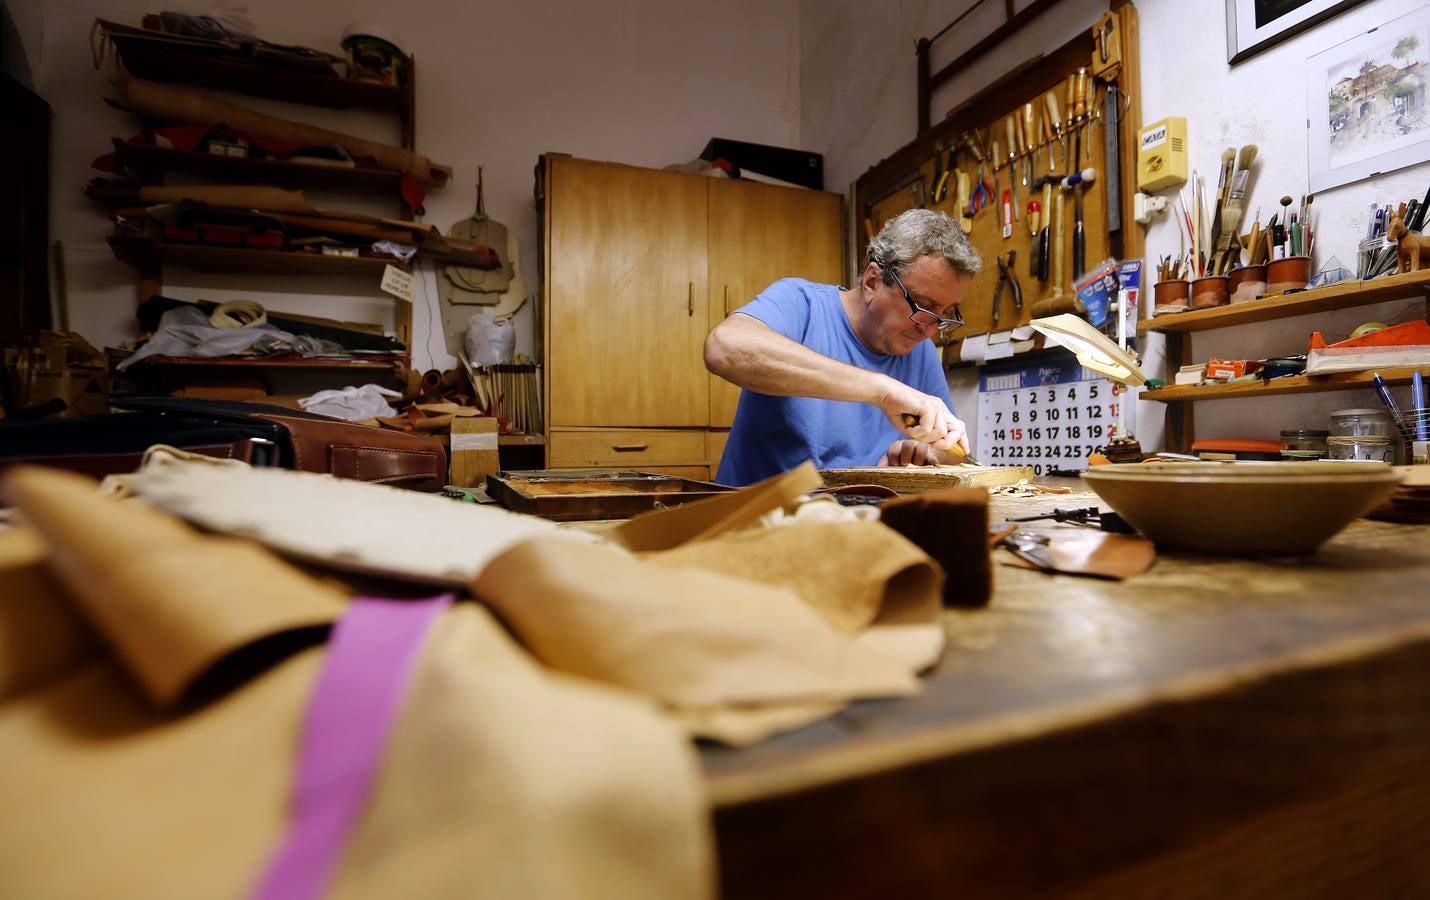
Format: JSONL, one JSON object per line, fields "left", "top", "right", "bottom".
{"left": 705, "top": 209, "right": 982, "bottom": 486}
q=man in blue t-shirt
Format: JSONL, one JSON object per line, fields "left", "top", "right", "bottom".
{"left": 706, "top": 209, "right": 982, "bottom": 486}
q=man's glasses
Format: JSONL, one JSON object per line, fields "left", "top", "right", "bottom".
{"left": 886, "top": 267, "right": 964, "bottom": 334}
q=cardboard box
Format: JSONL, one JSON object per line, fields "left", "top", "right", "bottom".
{"left": 8, "top": 331, "right": 111, "bottom": 417}
{"left": 1205, "top": 357, "right": 1262, "bottom": 381}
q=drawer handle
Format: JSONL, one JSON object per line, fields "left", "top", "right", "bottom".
{"left": 687, "top": 282, "right": 694, "bottom": 317}
{"left": 723, "top": 285, "right": 731, "bottom": 316}
{"left": 612, "top": 443, "right": 649, "bottom": 452}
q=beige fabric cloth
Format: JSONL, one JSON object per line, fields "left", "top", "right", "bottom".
{"left": 0, "top": 467, "right": 712, "bottom": 900}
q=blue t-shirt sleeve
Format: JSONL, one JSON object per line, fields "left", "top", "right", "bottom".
{"left": 913, "top": 344, "right": 955, "bottom": 411}
{"left": 733, "top": 280, "right": 813, "bottom": 343}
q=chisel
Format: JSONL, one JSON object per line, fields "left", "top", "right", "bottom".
{"left": 901, "top": 414, "right": 980, "bottom": 464}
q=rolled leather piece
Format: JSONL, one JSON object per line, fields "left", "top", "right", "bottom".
{"left": 114, "top": 77, "right": 453, "bottom": 186}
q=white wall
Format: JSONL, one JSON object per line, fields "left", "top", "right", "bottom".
{"left": 29, "top": 0, "right": 802, "bottom": 373}
{"left": 801, "top": 0, "right": 1430, "bottom": 453}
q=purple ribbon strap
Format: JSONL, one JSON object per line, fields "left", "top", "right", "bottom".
{"left": 252, "top": 593, "right": 454, "bottom": 900}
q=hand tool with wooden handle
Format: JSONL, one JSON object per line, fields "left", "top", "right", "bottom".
{"left": 1023, "top": 102, "right": 1038, "bottom": 187}
{"left": 1045, "top": 91, "right": 1065, "bottom": 172}
{"left": 900, "top": 414, "right": 979, "bottom": 464}
{"left": 1039, "top": 182, "right": 1053, "bottom": 282}
{"left": 1066, "top": 167, "right": 1096, "bottom": 280}
{"left": 1004, "top": 116, "right": 1019, "bottom": 215}
{"left": 956, "top": 170, "right": 972, "bottom": 232}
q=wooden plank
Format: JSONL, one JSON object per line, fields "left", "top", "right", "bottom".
{"left": 818, "top": 465, "right": 1034, "bottom": 492}
{"left": 1140, "top": 269, "right": 1430, "bottom": 334}
{"left": 1144, "top": 365, "right": 1428, "bottom": 402}
{"left": 704, "top": 487, "right": 1430, "bottom": 897}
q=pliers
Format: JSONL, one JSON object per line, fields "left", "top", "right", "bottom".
{"left": 991, "top": 251, "right": 1023, "bottom": 329}
{"left": 968, "top": 167, "right": 993, "bottom": 217}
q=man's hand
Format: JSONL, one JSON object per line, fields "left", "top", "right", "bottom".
{"left": 878, "top": 439, "right": 941, "bottom": 467}
{"left": 873, "top": 377, "right": 970, "bottom": 455}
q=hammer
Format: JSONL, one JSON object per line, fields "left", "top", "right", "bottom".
{"left": 1063, "top": 167, "right": 1096, "bottom": 280}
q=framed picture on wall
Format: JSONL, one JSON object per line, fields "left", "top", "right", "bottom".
{"left": 1226, "top": 0, "right": 1367, "bottom": 64}
{"left": 1306, "top": 6, "right": 1430, "bottom": 193}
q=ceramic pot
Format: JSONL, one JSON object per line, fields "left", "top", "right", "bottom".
{"left": 1190, "top": 275, "right": 1229, "bottom": 309}
{"left": 1227, "top": 265, "right": 1267, "bottom": 303}
{"left": 1267, "top": 255, "right": 1311, "bottom": 293}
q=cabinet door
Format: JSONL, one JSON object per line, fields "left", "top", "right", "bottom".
{"left": 707, "top": 180, "right": 844, "bottom": 426}
{"left": 548, "top": 158, "right": 709, "bottom": 427}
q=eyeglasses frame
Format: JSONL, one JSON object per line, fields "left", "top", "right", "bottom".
{"left": 881, "top": 264, "right": 964, "bottom": 334}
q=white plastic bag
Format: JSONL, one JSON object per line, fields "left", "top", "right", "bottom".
{"left": 464, "top": 314, "right": 515, "bottom": 366}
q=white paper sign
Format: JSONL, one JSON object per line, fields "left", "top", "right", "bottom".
{"left": 380, "top": 264, "right": 415, "bottom": 302}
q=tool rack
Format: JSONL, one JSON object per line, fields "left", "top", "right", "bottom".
{"left": 854, "top": 3, "right": 1144, "bottom": 360}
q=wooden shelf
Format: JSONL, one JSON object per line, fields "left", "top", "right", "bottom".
{"left": 1143, "top": 365, "right": 1427, "bottom": 402}
{"left": 1139, "top": 270, "right": 1430, "bottom": 335}
{"left": 129, "top": 355, "right": 402, "bottom": 371}
{"left": 109, "top": 235, "right": 404, "bottom": 277}
{"left": 110, "top": 38, "right": 404, "bottom": 112}
{"left": 112, "top": 140, "right": 404, "bottom": 195}
{"left": 499, "top": 433, "right": 546, "bottom": 446}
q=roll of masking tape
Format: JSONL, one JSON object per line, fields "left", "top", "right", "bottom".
{"left": 1349, "top": 322, "right": 1387, "bottom": 339}
{"left": 209, "top": 300, "right": 267, "bottom": 328}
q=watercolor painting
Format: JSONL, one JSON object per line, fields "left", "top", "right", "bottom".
{"left": 1307, "top": 7, "right": 1430, "bottom": 192}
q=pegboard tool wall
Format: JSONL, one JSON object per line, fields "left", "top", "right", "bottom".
{"left": 855, "top": 5, "right": 1143, "bottom": 357}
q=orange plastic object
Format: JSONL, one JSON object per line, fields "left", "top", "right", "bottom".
{"left": 1190, "top": 438, "right": 1283, "bottom": 458}
{"left": 1308, "top": 320, "right": 1430, "bottom": 350}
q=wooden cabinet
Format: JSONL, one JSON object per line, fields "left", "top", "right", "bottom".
{"left": 707, "top": 178, "right": 845, "bottom": 426}
{"left": 542, "top": 155, "right": 844, "bottom": 478}
{"left": 546, "top": 158, "right": 710, "bottom": 427}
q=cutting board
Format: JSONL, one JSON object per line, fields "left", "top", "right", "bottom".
{"left": 819, "top": 465, "right": 1035, "bottom": 493}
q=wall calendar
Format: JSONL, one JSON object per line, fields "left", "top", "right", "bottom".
{"left": 975, "top": 354, "right": 1128, "bottom": 476}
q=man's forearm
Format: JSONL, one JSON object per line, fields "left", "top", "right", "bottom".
{"left": 705, "top": 315, "right": 891, "bottom": 404}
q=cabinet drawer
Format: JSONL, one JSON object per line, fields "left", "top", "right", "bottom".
{"left": 549, "top": 429, "right": 707, "bottom": 467}
{"left": 708, "top": 429, "right": 730, "bottom": 471}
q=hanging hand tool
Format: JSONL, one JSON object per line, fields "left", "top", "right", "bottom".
{"left": 1074, "top": 68, "right": 1090, "bottom": 149}
{"left": 993, "top": 138, "right": 1013, "bottom": 238}
{"left": 992, "top": 251, "right": 1022, "bottom": 330}
{"left": 969, "top": 167, "right": 993, "bottom": 217}
{"left": 931, "top": 141, "right": 949, "bottom": 204}
{"left": 1022, "top": 101, "right": 1038, "bottom": 191}
{"left": 1103, "top": 83, "right": 1122, "bottom": 238}
{"left": 956, "top": 169, "right": 972, "bottom": 232}
{"left": 1065, "top": 167, "right": 1096, "bottom": 280}
{"left": 1045, "top": 91, "right": 1065, "bottom": 174}
{"left": 1027, "top": 197, "right": 1041, "bottom": 276}
{"left": 1039, "top": 181, "right": 1052, "bottom": 282}
{"left": 1013, "top": 113, "right": 1028, "bottom": 189}
{"left": 1004, "top": 116, "right": 1020, "bottom": 218}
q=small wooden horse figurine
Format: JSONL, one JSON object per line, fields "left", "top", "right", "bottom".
{"left": 1388, "top": 212, "right": 1430, "bottom": 274}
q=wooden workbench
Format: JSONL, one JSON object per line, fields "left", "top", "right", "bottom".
{"left": 703, "top": 485, "right": 1430, "bottom": 898}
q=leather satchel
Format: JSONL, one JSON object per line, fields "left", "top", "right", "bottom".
{"left": 0, "top": 397, "right": 447, "bottom": 490}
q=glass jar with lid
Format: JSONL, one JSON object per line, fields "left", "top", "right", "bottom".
{"left": 1329, "top": 408, "right": 1395, "bottom": 438}
{"left": 1327, "top": 434, "right": 1393, "bottom": 462}
{"left": 1280, "top": 428, "right": 1329, "bottom": 459}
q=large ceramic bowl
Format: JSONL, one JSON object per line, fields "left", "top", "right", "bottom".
{"left": 1080, "top": 461, "right": 1402, "bottom": 554}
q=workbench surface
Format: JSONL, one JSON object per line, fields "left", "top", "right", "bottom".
{"left": 704, "top": 485, "right": 1430, "bottom": 898}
